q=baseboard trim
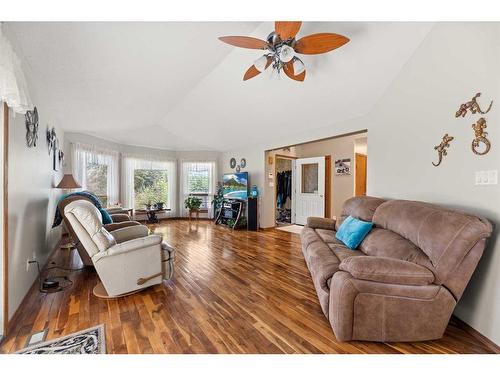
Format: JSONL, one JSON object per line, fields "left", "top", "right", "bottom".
{"left": 451, "top": 315, "right": 500, "bottom": 353}
{"left": 5, "top": 236, "right": 64, "bottom": 336}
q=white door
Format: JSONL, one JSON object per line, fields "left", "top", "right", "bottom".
{"left": 294, "top": 157, "right": 325, "bottom": 225}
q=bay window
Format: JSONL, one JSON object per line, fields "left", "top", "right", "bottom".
{"left": 123, "top": 156, "right": 177, "bottom": 216}
{"left": 71, "top": 143, "right": 119, "bottom": 206}
{"left": 180, "top": 161, "right": 217, "bottom": 218}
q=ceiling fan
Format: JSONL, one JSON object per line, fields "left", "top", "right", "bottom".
{"left": 218, "top": 21, "right": 350, "bottom": 82}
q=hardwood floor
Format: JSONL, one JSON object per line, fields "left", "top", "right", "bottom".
{"left": 0, "top": 220, "right": 497, "bottom": 354}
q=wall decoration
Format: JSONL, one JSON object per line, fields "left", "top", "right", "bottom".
{"left": 25, "top": 106, "right": 39, "bottom": 147}
{"left": 46, "top": 126, "right": 60, "bottom": 171}
{"left": 455, "top": 93, "right": 493, "bottom": 118}
{"left": 432, "top": 134, "right": 454, "bottom": 167}
{"left": 229, "top": 157, "right": 246, "bottom": 172}
{"left": 335, "top": 158, "right": 351, "bottom": 175}
{"left": 230, "top": 158, "right": 237, "bottom": 169}
{"left": 471, "top": 117, "right": 491, "bottom": 155}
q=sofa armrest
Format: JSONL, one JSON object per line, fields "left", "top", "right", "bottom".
{"left": 110, "top": 225, "right": 149, "bottom": 243}
{"left": 110, "top": 213, "right": 132, "bottom": 223}
{"left": 306, "top": 217, "right": 336, "bottom": 230}
{"left": 106, "top": 207, "right": 127, "bottom": 214}
{"left": 339, "top": 256, "right": 435, "bottom": 286}
{"left": 104, "top": 221, "right": 140, "bottom": 232}
{"left": 93, "top": 234, "right": 163, "bottom": 262}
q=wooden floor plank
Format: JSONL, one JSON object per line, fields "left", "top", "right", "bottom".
{"left": 0, "top": 220, "right": 497, "bottom": 354}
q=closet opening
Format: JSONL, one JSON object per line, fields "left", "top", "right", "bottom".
{"left": 275, "top": 154, "right": 296, "bottom": 227}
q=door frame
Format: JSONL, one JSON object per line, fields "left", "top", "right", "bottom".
{"left": 2, "top": 102, "right": 8, "bottom": 337}
{"left": 273, "top": 154, "right": 297, "bottom": 227}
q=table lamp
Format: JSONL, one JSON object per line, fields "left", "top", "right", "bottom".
{"left": 55, "top": 174, "right": 81, "bottom": 249}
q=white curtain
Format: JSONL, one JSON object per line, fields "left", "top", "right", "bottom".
{"left": 0, "top": 25, "right": 32, "bottom": 114}
{"left": 180, "top": 161, "right": 217, "bottom": 218}
{"left": 122, "top": 155, "right": 177, "bottom": 217}
{"left": 70, "top": 143, "right": 120, "bottom": 205}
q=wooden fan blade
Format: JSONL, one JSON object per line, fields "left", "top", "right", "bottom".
{"left": 218, "top": 36, "right": 268, "bottom": 49}
{"left": 275, "top": 21, "right": 302, "bottom": 40}
{"left": 283, "top": 61, "right": 306, "bottom": 82}
{"left": 295, "top": 33, "right": 350, "bottom": 55}
{"left": 243, "top": 57, "right": 272, "bottom": 81}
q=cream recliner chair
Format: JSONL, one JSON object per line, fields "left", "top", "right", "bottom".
{"left": 64, "top": 199, "right": 174, "bottom": 298}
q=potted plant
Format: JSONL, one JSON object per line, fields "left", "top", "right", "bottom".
{"left": 184, "top": 196, "right": 202, "bottom": 220}
{"left": 211, "top": 182, "right": 224, "bottom": 220}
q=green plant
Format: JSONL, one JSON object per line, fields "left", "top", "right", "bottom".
{"left": 184, "top": 196, "right": 202, "bottom": 211}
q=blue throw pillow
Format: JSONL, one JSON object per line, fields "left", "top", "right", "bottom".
{"left": 335, "top": 215, "right": 373, "bottom": 250}
{"left": 99, "top": 208, "right": 113, "bottom": 225}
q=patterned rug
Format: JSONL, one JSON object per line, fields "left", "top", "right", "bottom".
{"left": 16, "top": 325, "right": 106, "bottom": 354}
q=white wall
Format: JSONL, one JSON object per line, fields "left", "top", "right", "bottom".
{"left": 219, "top": 23, "right": 500, "bottom": 344}
{"left": 367, "top": 22, "right": 500, "bottom": 344}
{"left": 0, "top": 102, "right": 4, "bottom": 337}
{"left": 7, "top": 108, "right": 65, "bottom": 320}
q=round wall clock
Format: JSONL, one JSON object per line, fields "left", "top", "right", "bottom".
{"left": 230, "top": 158, "right": 237, "bottom": 169}
{"left": 240, "top": 158, "right": 246, "bottom": 168}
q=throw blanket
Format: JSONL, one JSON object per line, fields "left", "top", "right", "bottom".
{"left": 52, "top": 191, "right": 105, "bottom": 228}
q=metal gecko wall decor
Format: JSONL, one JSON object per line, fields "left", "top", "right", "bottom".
{"left": 432, "top": 134, "right": 454, "bottom": 167}
{"left": 455, "top": 93, "right": 493, "bottom": 118}
{"left": 25, "top": 106, "right": 39, "bottom": 147}
{"left": 471, "top": 117, "right": 491, "bottom": 155}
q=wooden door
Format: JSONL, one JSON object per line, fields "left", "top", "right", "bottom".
{"left": 355, "top": 153, "right": 367, "bottom": 196}
{"left": 294, "top": 157, "right": 325, "bottom": 225}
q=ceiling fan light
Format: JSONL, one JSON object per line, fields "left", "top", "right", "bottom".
{"left": 279, "top": 45, "right": 295, "bottom": 63}
{"left": 293, "top": 58, "right": 305, "bottom": 75}
{"left": 254, "top": 55, "right": 268, "bottom": 72}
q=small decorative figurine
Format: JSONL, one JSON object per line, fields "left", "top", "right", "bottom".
{"left": 455, "top": 93, "right": 493, "bottom": 118}
{"left": 25, "top": 106, "right": 39, "bottom": 147}
{"left": 471, "top": 117, "right": 491, "bottom": 155}
{"left": 432, "top": 134, "right": 454, "bottom": 167}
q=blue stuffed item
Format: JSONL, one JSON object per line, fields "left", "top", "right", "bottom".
{"left": 335, "top": 215, "right": 373, "bottom": 250}
{"left": 99, "top": 208, "right": 113, "bottom": 224}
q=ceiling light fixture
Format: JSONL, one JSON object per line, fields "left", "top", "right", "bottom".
{"left": 218, "top": 21, "right": 350, "bottom": 82}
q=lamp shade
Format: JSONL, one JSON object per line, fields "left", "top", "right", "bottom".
{"left": 56, "top": 174, "right": 81, "bottom": 189}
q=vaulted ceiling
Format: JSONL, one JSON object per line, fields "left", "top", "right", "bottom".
{"left": 5, "top": 22, "right": 433, "bottom": 151}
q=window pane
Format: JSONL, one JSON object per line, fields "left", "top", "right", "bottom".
{"left": 301, "top": 163, "right": 319, "bottom": 194}
{"left": 86, "top": 162, "right": 108, "bottom": 206}
{"left": 187, "top": 167, "right": 209, "bottom": 193}
{"left": 134, "top": 169, "right": 168, "bottom": 210}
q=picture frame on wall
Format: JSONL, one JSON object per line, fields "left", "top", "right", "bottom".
{"left": 335, "top": 158, "right": 351, "bottom": 175}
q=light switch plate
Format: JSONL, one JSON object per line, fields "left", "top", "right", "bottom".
{"left": 475, "top": 170, "right": 498, "bottom": 185}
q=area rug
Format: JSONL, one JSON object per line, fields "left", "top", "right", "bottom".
{"left": 15, "top": 325, "right": 106, "bottom": 354}
{"left": 276, "top": 224, "right": 304, "bottom": 234}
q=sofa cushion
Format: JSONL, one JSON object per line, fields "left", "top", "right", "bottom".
{"left": 339, "top": 256, "right": 435, "bottom": 285}
{"left": 329, "top": 244, "right": 366, "bottom": 262}
{"left": 336, "top": 196, "right": 386, "bottom": 230}
{"left": 315, "top": 228, "right": 344, "bottom": 245}
{"left": 372, "top": 200, "right": 493, "bottom": 285}
{"left": 359, "top": 227, "right": 435, "bottom": 275}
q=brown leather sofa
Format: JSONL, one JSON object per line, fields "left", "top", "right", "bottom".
{"left": 59, "top": 195, "right": 141, "bottom": 266}
{"left": 300, "top": 196, "right": 493, "bottom": 342}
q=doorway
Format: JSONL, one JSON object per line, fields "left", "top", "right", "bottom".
{"left": 275, "top": 155, "right": 295, "bottom": 227}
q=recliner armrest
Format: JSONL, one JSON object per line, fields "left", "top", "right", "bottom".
{"left": 110, "top": 213, "right": 132, "bottom": 223}
{"left": 306, "top": 217, "right": 336, "bottom": 230}
{"left": 104, "top": 221, "right": 140, "bottom": 232}
{"left": 339, "top": 256, "right": 435, "bottom": 286}
{"left": 93, "top": 234, "right": 163, "bottom": 262}
{"left": 110, "top": 225, "right": 149, "bottom": 243}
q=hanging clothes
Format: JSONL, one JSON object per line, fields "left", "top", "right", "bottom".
{"left": 276, "top": 170, "right": 292, "bottom": 208}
